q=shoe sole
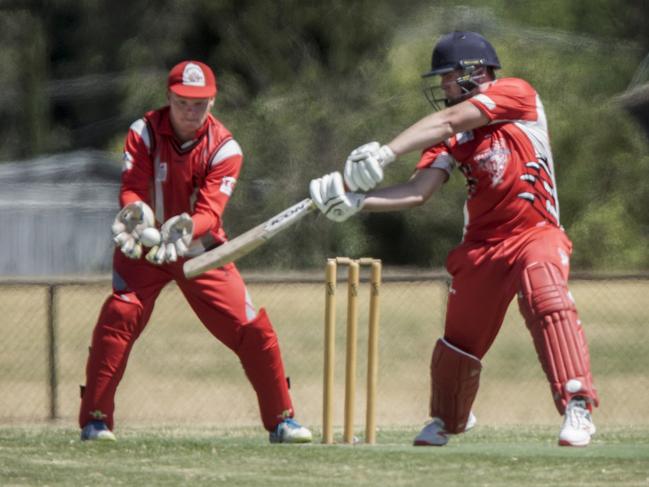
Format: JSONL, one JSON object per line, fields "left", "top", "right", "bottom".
{"left": 270, "top": 435, "right": 312, "bottom": 444}
{"left": 558, "top": 427, "right": 595, "bottom": 447}
{"left": 81, "top": 432, "right": 116, "bottom": 441}
{"left": 413, "top": 438, "right": 448, "bottom": 447}
{"left": 558, "top": 438, "right": 590, "bottom": 447}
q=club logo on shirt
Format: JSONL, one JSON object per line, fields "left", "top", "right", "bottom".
{"left": 220, "top": 176, "right": 237, "bottom": 196}
{"left": 474, "top": 137, "right": 510, "bottom": 187}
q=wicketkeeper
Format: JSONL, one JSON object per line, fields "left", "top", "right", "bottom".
{"left": 79, "top": 60, "right": 312, "bottom": 444}
{"left": 310, "top": 31, "right": 599, "bottom": 447}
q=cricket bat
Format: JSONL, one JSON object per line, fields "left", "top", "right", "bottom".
{"left": 183, "top": 198, "right": 316, "bottom": 278}
{"left": 184, "top": 146, "right": 394, "bottom": 278}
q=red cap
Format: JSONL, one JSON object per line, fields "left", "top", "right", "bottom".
{"left": 167, "top": 60, "right": 217, "bottom": 98}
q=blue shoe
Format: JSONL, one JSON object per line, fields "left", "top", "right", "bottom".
{"left": 269, "top": 418, "right": 312, "bottom": 444}
{"left": 80, "top": 420, "right": 116, "bottom": 441}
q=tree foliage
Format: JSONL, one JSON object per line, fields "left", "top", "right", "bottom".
{"left": 2, "top": 0, "right": 649, "bottom": 270}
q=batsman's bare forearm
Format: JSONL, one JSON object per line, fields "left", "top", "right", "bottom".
{"left": 362, "top": 168, "right": 447, "bottom": 211}
{"left": 386, "top": 101, "right": 488, "bottom": 157}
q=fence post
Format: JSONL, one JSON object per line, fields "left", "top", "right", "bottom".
{"left": 47, "top": 284, "right": 58, "bottom": 420}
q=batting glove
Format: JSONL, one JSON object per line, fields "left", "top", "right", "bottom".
{"left": 111, "top": 201, "right": 155, "bottom": 259}
{"left": 146, "top": 213, "right": 194, "bottom": 264}
{"left": 309, "top": 172, "right": 365, "bottom": 222}
{"left": 343, "top": 141, "right": 395, "bottom": 192}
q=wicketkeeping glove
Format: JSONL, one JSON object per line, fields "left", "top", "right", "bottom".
{"left": 145, "top": 213, "right": 194, "bottom": 264}
{"left": 111, "top": 201, "right": 155, "bottom": 259}
{"left": 309, "top": 172, "right": 365, "bottom": 222}
{"left": 343, "top": 141, "right": 395, "bottom": 192}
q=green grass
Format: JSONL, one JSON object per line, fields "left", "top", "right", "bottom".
{"left": 1, "top": 425, "right": 648, "bottom": 486}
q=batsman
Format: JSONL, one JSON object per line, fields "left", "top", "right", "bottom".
{"left": 310, "top": 31, "right": 599, "bottom": 447}
{"left": 78, "top": 60, "right": 312, "bottom": 444}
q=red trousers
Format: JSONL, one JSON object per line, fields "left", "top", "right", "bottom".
{"left": 445, "top": 224, "right": 570, "bottom": 355}
{"left": 79, "top": 249, "right": 294, "bottom": 431}
{"left": 443, "top": 223, "right": 597, "bottom": 412}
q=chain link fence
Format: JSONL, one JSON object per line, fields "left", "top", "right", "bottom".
{"left": 1, "top": 268, "right": 648, "bottom": 434}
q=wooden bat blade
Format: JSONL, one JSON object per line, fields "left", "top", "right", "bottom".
{"left": 183, "top": 198, "right": 315, "bottom": 278}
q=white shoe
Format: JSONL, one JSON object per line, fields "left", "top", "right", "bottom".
{"left": 413, "top": 418, "right": 448, "bottom": 446}
{"left": 413, "top": 411, "right": 477, "bottom": 446}
{"left": 80, "top": 421, "right": 116, "bottom": 441}
{"left": 465, "top": 411, "right": 477, "bottom": 431}
{"left": 269, "top": 418, "right": 313, "bottom": 444}
{"left": 559, "top": 397, "right": 596, "bottom": 447}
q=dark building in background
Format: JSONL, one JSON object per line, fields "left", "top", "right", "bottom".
{"left": 0, "top": 151, "right": 120, "bottom": 276}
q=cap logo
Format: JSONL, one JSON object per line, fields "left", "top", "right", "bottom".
{"left": 182, "top": 63, "right": 206, "bottom": 87}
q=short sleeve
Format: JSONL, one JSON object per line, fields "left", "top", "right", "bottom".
{"left": 468, "top": 78, "right": 539, "bottom": 123}
{"left": 416, "top": 143, "right": 456, "bottom": 176}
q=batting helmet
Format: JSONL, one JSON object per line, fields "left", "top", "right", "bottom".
{"left": 422, "top": 31, "right": 501, "bottom": 78}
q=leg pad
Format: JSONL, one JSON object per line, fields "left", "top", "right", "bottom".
{"left": 430, "top": 338, "right": 482, "bottom": 433}
{"left": 518, "top": 262, "right": 599, "bottom": 413}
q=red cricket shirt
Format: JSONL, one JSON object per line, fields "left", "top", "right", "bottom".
{"left": 120, "top": 106, "right": 242, "bottom": 247}
{"left": 418, "top": 77, "right": 560, "bottom": 243}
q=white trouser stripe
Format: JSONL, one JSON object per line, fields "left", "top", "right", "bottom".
{"left": 154, "top": 155, "right": 164, "bottom": 223}
{"left": 245, "top": 288, "right": 256, "bottom": 321}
